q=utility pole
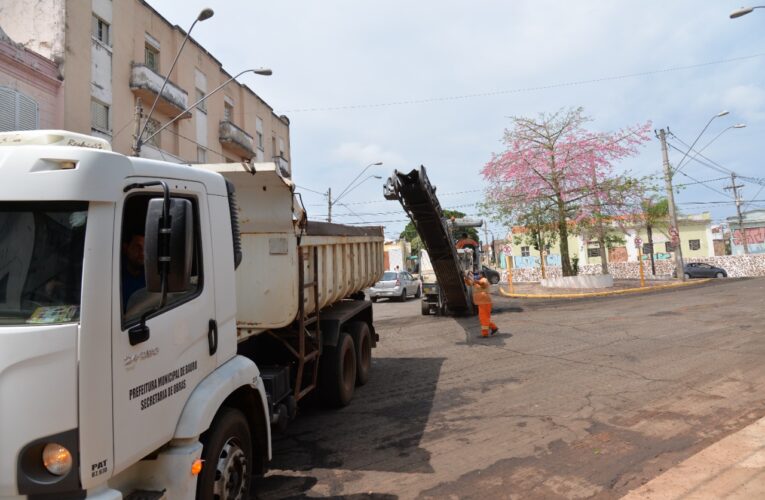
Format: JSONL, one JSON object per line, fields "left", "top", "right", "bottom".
{"left": 658, "top": 128, "right": 685, "bottom": 280}
{"left": 131, "top": 98, "right": 143, "bottom": 157}
{"left": 483, "top": 225, "right": 489, "bottom": 265}
{"left": 327, "top": 187, "right": 332, "bottom": 223}
{"left": 725, "top": 172, "right": 749, "bottom": 254}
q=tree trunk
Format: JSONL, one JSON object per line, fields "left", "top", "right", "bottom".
{"left": 556, "top": 196, "right": 573, "bottom": 276}
{"left": 597, "top": 219, "right": 608, "bottom": 275}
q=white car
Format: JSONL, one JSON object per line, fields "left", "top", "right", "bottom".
{"left": 366, "top": 271, "right": 421, "bottom": 302}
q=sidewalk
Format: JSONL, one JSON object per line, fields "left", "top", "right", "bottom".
{"left": 495, "top": 278, "right": 710, "bottom": 299}
{"left": 623, "top": 415, "right": 765, "bottom": 499}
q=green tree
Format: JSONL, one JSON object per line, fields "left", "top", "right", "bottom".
{"left": 399, "top": 209, "right": 479, "bottom": 255}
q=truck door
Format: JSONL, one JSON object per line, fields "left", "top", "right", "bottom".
{"left": 111, "top": 180, "right": 217, "bottom": 474}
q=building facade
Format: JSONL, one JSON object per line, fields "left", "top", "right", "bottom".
{"left": 0, "top": 26, "right": 62, "bottom": 131}
{"left": 728, "top": 209, "right": 765, "bottom": 255}
{"left": 0, "top": 0, "right": 290, "bottom": 169}
{"left": 500, "top": 213, "right": 715, "bottom": 270}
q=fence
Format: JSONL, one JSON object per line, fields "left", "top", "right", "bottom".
{"left": 500, "top": 254, "right": 765, "bottom": 282}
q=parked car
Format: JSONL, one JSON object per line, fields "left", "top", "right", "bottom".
{"left": 677, "top": 262, "right": 728, "bottom": 279}
{"left": 366, "top": 271, "right": 422, "bottom": 302}
{"left": 482, "top": 266, "right": 501, "bottom": 285}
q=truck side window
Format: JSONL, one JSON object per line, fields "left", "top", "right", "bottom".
{"left": 120, "top": 194, "right": 203, "bottom": 327}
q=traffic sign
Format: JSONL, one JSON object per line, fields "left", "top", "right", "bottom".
{"left": 635, "top": 237, "right": 643, "bottom": 249}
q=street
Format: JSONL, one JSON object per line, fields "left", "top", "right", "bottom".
{"left": 257, "top": 278, "right": 765, "bottom": 499}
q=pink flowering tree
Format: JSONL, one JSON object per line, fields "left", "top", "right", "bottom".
{"left": 482, "top": 107, "right": 651, "bottom": 276}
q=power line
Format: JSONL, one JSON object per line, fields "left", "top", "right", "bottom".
{"left": 282, "top": 52, "right": 765, "bottom": 113}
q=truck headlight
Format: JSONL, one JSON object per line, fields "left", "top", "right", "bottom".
{"left": 42, "top": 443, "right": 72, "bottom": 476}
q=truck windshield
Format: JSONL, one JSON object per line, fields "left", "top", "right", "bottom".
{"left": 0, "top": 202, "right": 88, "bottom": 326}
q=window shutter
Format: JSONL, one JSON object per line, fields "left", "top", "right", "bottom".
{"left": 17, "top": 93, "right": 38, "bottom": 130}
{"left": 0, "top": 87, "right": 16, "bottom": 132}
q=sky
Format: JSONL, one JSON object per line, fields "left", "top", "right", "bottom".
{"left": 156, "top": 0, "right": 765, "bottom": 241}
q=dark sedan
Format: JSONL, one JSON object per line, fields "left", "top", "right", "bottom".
{"left": 680, "top": 262, "right": 727, "bottom": 279}
{"left": 481, "top": 266, "right": 501, "bottom": 285}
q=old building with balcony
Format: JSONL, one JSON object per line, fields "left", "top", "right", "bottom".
{"left": 0, "top": 0, "right": 290, "bottom": 169}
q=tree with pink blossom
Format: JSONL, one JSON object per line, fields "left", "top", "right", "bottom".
{"left": 482, "top": 107, "right": 651, "bottom": 276}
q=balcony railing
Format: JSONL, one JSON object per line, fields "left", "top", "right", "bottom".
{"left": 273, "top": 155, "right": 291, "bottom": 178}
{"left": 218, "top": 120, "right": 255, "bottom": 159}
{"left": 130, "top": 63, "right": 190, "bottom": 118}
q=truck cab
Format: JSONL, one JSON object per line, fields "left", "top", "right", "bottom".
{"left": 0, "top": 131, "right": 270, "bottom": 499}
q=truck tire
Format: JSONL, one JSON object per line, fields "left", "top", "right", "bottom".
{"left": 197, "top": 407, "right": 253, "bottom": 500}
{"left": 421, "top": 299, "right": 430, "bottom": 316}
{"left": 320, "top": 332, "right": 356, "bottom": 407}
{"left": 347, "top": 321, "right": 372, "bottom": 386}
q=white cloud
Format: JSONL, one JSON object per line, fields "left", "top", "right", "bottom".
{"left": 331, "top": 142, "right": 405, "bottom": 169}
{"left": 722, "top": 85, "right": 765, "bottom": 122}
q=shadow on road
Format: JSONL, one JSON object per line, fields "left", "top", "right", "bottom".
{"left": 256, "top": 357, "right": 445, "bottom": 499}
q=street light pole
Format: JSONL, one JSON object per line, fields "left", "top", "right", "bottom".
{"left": 133, "top": 8, "right": 214, "bottom": 156}
{"left": 334, "top": 162, "right": 383, "bottom": 203}
{"left": 658, "top": 128, "right": 686, "bottom": 281}
{"left": 674, "top": 110, "right": 729, "bottom": 174}
{"left": 139, "top": 68, "right": 272, "bottom": 149}
{"left": 328, "top": 174, "right": 382, "bottom": 222}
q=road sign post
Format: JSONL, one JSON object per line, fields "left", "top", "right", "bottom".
{"left": 635, "top": 237, "right": 645, "bottom": 287}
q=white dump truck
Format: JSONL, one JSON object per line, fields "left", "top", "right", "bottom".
{"left": 0, "top": 131, "right": 384, "bottom": 499}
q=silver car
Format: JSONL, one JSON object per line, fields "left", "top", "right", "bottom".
{"left": 366, "top": 271, "right": 421, "bottom": 302}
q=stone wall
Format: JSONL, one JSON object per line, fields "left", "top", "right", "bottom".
{"left": 502, "top": 254, "right": 765, "bottom": 282}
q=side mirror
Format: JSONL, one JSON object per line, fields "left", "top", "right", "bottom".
{"left": 144, "top": 198, "right": 193, "bottom": 293}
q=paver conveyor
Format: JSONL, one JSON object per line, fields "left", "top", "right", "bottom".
{"left": 384, "top": 166, "right": 475, "bottom": 316}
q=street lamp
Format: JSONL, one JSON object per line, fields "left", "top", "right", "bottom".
{"left": 674, "top": 110, "right": 729, "bottom": 174}
{"left": 139, "top": 68, "right": 272, "bottom": 149}
{"left": 327, "top": 168, "right": 383, "bottom": 223}
{"left": 133, "top": 7, "right": 215, "bottom": 155}
{"left": 730, "top": 6, "right": 765, "bottom": 18}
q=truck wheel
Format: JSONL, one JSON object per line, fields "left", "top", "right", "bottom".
{"left": 197, "top": 407, "right": 252, "bottom": 500}
{"left": 421, "top": 300, "right": 430, "bottom": 316}
{"left": 347, "top": 322, "right": 372, "bottom": 386}
{"left": 321, "top": 332, "right": 356, "bottom": 407}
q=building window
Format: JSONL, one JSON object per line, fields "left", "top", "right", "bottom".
{"left": 587, "top": 247, "right": 601, "bottom": 258}
{"left": 689, "top": 239, "right": 701, "bottom": 251}
{"left": 91, "top": 15, "right": 110, "bottom": 46}
{"left": 255, "top": 117, "right": 264, "bottom": 149}
{"left": 195, "top": 88, "right": 207, "bottom": 113}
{"left": 521, "top": 246, "right": 530, "bottom": 257}
{"left": 665, "top": 242, "right": 675, "bottom": 252}
{"left": 90, "top": 99, "right": 110, "bottom": 133}
{"left": 145, "top": 43, "right": 160, "bottom": 72}
{"left": 0, "top": 87, "right": 39, "bottom": 131}
{"left": 278, "top": 137, "right": 285, "bottom": 158}
{"left": 197, "top": 146, "right": 206, "bottom": 164}
{"left": 142, "top": 118, "right": 160, "bottom": 147}
{"left": 224, "top": 101, "right": 234, "bottom": 122}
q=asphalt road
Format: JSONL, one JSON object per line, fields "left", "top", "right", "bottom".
{"left": 256, "top": 278, "right": 765, "bottom": 499}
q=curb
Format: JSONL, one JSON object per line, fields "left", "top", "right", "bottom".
{"left": 497, "top": 278, "right": 712, "bottom": 299}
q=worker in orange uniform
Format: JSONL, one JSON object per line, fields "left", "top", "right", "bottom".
{"left": 455, "top": 232, "right": 479, "bottom": 250}
{"left": 465, "top": 270, "right": 498, "bottom": 338}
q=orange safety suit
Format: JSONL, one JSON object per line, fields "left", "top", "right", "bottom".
{"left": 465, "top": 275, "right": 497, "bottom": 337}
